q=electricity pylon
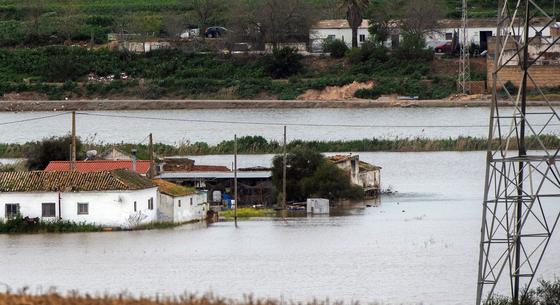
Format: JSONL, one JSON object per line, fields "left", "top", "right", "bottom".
{"left": 458, "top": 0, "right": 471, "bottom": 94}
{"left": 476, "top": 1, "right": 560, "bottom": 304}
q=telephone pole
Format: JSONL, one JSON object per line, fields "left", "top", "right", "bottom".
{"left": 282, "top": 126, "right": 287, "bottom": 210}
{"left": 148, "top": 133, "right": 155, "bottom": 178}
{"left": 234, "top": 134, "right": 238, "bottom": 228}
{"left": 71, "top": 111, "right": 76, "bottom": 171}
{"left": 476, "top": 1, "right": 560, "bottom": 304}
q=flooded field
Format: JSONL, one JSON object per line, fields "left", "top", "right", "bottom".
{"left": 2, "top": 152, "right": 560, "bottom": 305}
{"left": 1, "top": 107, "right": 559, "bottom": 144}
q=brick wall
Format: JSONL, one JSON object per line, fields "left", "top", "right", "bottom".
{"left": 468, "top": 81, "right": 487, "bottom": 94}
{"left": 487, "top": 59, "right": 560, "bottom": 89}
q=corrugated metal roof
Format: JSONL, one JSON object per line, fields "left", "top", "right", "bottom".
{"left": 312, "top": 19, "right": 369, "bottom": 30}
{"left": 45, "top": 160, "right": 151, "bottom": 174}
{"left": 159, "top": 171, "right": 272, "bottom": 180}
{"left": 0, "top": 170, "right": 155, "bottom": 192}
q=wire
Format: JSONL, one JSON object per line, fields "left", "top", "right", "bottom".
{"left": 75, "top": 112, "right": 493, "bottom": 129}
{"left": 74, "top": 112, "right": 560, "bottom": 129}
{"left": 0, "top": 112, "right": 70, "bottom": 126}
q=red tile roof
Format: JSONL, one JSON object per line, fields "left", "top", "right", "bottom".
{"left": 0, "top": 170, "right": 155, "bottom": 192}
{"left": 45, "top": 160, "right": 151, "bottom": 175}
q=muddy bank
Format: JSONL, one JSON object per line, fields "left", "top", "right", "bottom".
{"left": 0, "top": 99, "right": 559, "bottom": 112}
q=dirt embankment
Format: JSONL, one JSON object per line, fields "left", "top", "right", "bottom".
{"left": 297, "top": 81, "right": 375, "bottom": 100}
{"left": 2, "top": 98, "right": 560, "bottom": 112}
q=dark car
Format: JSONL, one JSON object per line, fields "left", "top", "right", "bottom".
{"left": 434, "top": 41, "right": 453, "bottom": 54}
{"left": 204, "top": 26, "right": 227, "bottom": 38}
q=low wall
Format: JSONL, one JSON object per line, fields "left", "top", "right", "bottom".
{"left": 487, "top": 59, "right": 560, "bottom": 89}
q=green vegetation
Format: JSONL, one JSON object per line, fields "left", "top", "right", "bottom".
{"left": 322, "top": 38, "right": 348, "bottom": 58}
{"left": 0, "top": 42, "right": 477, "bottom": 100}
{"left": 2, "top": 135, "right": 560, "bottom": 166}
{"left": 220, "top": 208, "right": 276, "bottom": 220}
{"left": 486, "top": 278, "right": 560, "bottom": 305}
{"left": 272, "top": 148, "right": 364, "bottom": 202}
{"left": 0, "top": 215, "right": 103, "bottom": 233}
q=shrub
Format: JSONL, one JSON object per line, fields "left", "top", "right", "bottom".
{"left": 322, "top": 38, "right": 348, "bottom": 58}
{"left": 262, "top": 47, "right": 303, "bottom": 79}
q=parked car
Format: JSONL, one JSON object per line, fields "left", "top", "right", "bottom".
{"left": 204, "top": 26, "right": 227, "bottom": 38}
{"left": 434, "top": 41, "right": 453, "bottom": 54}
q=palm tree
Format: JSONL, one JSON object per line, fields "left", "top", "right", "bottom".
{"left": 340, "top": 0, "right": 369, "bottom": 48}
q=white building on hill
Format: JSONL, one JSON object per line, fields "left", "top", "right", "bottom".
{"left": 309, "top": 19, "right": 370, "bottom": 51}
{"left": 0, "top": 170, "right": 158, "bottom": 228}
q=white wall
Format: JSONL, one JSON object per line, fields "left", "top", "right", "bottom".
{"left": 310, "top": 28, "right": 370, "bottom": 51}
{"left": 0, "top": 187, "right": 158, "bottom": 228}
{"left": 388, "top": 26, "right": 553, "bottom": 49}
{"left": 158, "top": 191, "right": 208, "bottom": 223}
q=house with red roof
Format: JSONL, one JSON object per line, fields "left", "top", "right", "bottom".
{"left": 45, "top": 160, "right": 151, "bottom": 176}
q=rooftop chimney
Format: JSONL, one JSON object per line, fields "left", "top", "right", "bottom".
{"left": 131, "top": 149, "right": 137, "bottom": 172}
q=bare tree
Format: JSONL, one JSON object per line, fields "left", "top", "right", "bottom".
{"left": 400, "top": 0, "right": 445, "bottom": 44}
{"left": 191, "top": 0, "right": 226, "bottom": 31}
{"left": 340, "top": 0, "right": 369, "bottom": 48}
{"left": 228, "top": 0, "right": 315, "bottom": 49}
{"left": 163, "top": 14, "right": 187, "bottom": 38}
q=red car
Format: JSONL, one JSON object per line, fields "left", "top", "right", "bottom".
{"left": 435, "top": 41, "right": 453, "bottom": 54}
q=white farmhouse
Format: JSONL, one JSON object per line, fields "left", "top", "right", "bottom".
{"left": 385, "top": 18, "right": 556, "bottom": 52}
{"left": 0, "top": 170, "right": 158, "bottom": 228}
{"left": 309, "top": 19, "right": 370, "bottom": 51}
{"left": 153, "top": 179, "right": 209, "bottom": 223}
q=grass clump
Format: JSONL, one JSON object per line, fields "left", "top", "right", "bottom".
{"left": 0, "top": 215, "right": 103, "bottom": 233}
{"left": 220, "top": 208, "right": 276, "bottom": 220}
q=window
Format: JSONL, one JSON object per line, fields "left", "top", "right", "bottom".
{"left": 42, "top": 203, "right": 56, "bottom": 217}
{"left": 190, "top": 198, "right": 193, "bottom": 206}
{"left": 359, "top": 34, "right": 366, "bottom": 42}
{"left": 178, "top": 200, "right": 181, "bottom": 208}
{"left": 445, "top": 32, "right": 453, "bottom": 40}
{"left": 134, "top": 201, "right": 137, "bottom": 212}
{"left": 327, "top": 34, "right": 335, "bottom": 40}
{"left": 77, "top": 203, "right": 89, "bottom": 215}
{"left": 148, "top": 198, "right": 154, "bottom": 210}
{"left": 5, "top": 204, "right": 19, "bottom": 219}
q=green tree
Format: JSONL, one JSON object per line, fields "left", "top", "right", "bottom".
{"left": 272, "top": 148, "right": 364, "bottom": 202}
{"left": 302, "top": 162, "right": 364, "bottom": 200}
{"left": 25, "top": 135, "right": 83, "bottom": 170}
{"left": 272, "top": 147, "right": 324, "bottom": 202}
{"left": 340, "top": 0, "right": 369, "bottom": 48}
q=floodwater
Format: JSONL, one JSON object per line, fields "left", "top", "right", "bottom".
{"left": 2, "top": 152, "right": 560, "bottom": 305}
{"left": 0, "top": 107, "right": 558, "bottom": 144}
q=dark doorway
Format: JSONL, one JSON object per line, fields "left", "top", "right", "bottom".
{"left": 480, "top": 31, "right": 493, "bottom": 51}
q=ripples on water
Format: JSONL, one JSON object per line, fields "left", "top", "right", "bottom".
{"left": 2, "top": 107, "right": 558, "bottom": 144}
{"left": 2, "top": 152, "right": 560, "bottom": 305}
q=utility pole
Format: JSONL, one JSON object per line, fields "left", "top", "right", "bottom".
{"left": 148, "top": 133, "right": 155, "bottom": 178}
{"left": 71, "top": 111, "right": 76, "bottom": 171}
{"left": 282, "top": 125, "right": 287, "bottom": 210}
{"left": 458, "top": 0, "right": 471, "bottom": 94}
{"left": 234, "top": 134, "right": 238, "bottom": 228}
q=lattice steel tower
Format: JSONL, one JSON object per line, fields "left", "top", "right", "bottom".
{"left": 476, "top": 1, "right": 560, "bottom": 304}
{"left": 458, "top": 0, "right": 471, "bottom": 94}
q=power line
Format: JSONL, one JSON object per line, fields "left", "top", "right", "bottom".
{"left": 75, "top": 112, "right": 494, "bottom": 128}
{"left": 0, "top": 112, "right": 70, "bottom": 126}
{"left": 74, "top": 112, "right": 560, "bottom": 129}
